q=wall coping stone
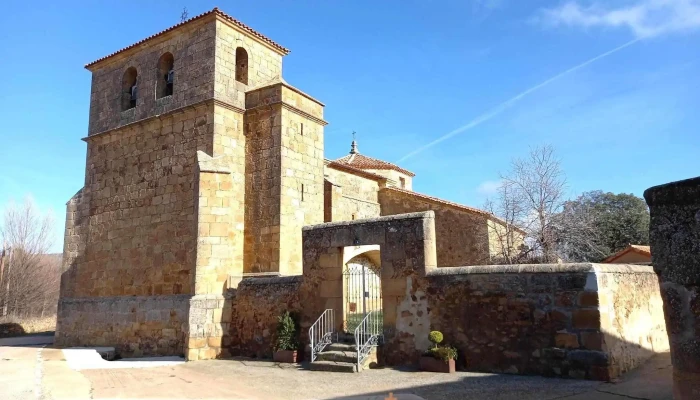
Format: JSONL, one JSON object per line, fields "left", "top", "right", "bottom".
{"left": 58, "top": 294, "right": 192, "bottom": 304}
{"left": 427, "top": 263, "right": 656, "bottom": 276}
{"left": 239, "top": 275, "right": 303, "bottom": 286}
{"left": 302, "top": 210, "right": 434, "bottom": 231}
{"left": 644, "top": 176, "right": 700, "bottom": 207}
{"left": 644, "top": 176, "right": 700, "bottom": 206}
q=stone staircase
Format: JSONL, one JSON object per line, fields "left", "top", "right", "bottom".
{"left": 308, "top": 334, "right": 378, "bottom": 373}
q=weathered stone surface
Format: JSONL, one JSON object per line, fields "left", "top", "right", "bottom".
{"left": 378, "top": 188, "right": 498, "bottom": 267}
{"left": 228, "top": 275, "right": 302, "bottom": 359}
{"left": 54, "top": 295, "right": 189, "bottom": 357}
{"left": 645, "top": 176, "right": 700, "bottom": 398}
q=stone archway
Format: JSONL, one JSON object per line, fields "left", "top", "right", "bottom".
{"left": 343, "top": 252, "right": 382, "bottom": 332}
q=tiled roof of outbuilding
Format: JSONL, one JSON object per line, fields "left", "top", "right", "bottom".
{"left": 85, "top": 7, "right": 290, "bottom": 69}
{"left": 603, "top": 245, "right": 651, "bottom": 263}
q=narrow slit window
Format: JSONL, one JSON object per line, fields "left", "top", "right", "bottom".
{"left": 235, "top": 47, "right": 248, "bottom": 85}
{"left": 301, "top": 184, "right": 305, "bottom": 202}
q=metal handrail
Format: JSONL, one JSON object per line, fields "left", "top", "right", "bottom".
{"left": 309, "top": 309, "right": 334, "bottom": 362}
{"left": 353, "top": 310, "right": 380, "bottom": 371}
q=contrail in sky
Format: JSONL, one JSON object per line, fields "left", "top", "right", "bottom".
{"left": 397, "top": 38, "right": 641, "bottom": 162}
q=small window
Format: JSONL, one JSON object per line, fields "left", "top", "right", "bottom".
{"left": 300, "top": 123, "right": 304, "bottom": 136}
{"left": 301, "top": 184, "right": 305, "bottom": 202}
{"left": 351, "top": 213, "right": 357, "bottom": 220}
{"left": 121, "top": 67, "right": 138, "bottom": 111}
{"left": 156, "top": 52, "right": 174, "bottom": 99}
{"left": 235, "top": 47, "right": 248, "bottom": 85}
{"left": 399, "top": 177, "right": 406, "bottom": 188}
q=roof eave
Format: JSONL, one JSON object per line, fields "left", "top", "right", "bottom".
{"left": 85, "top": 8, "right": 289, "bottom": 71}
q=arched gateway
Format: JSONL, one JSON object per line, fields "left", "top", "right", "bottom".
{"left": 343, "top": 249, "right": 382, "bottom": 333}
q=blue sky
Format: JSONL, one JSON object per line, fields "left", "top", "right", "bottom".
{"left": 1, "top": 0, "right": 699, "bottom": 252}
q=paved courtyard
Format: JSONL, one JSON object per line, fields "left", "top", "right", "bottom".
{"left": 0, "top": 335, "right": 671, "bottom": 400}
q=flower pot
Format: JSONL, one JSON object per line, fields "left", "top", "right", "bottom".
{"left": 420, "top": 356, "right": 455, "bottom": 373}
{"left": 273, "top": 350, "right": 298, "bottom": 363}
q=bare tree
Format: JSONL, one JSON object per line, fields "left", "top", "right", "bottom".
{"left": 0, "top": 198, "right": 60, "bottom": 318}
{"left": 484, "top": 180, "right": 528, "bottom": 264}
{"left": 485, "top": 145, "right": 596, "bottom": 263}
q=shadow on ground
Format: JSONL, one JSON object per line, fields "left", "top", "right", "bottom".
{"left": 325, "top": 352, "right": 673, "bottom": 400}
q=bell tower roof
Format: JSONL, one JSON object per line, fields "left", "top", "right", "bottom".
{"left": 85, "top": 7, "right": 290, "bottom": 70}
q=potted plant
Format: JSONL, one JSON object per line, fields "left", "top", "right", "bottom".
{"left": 420, "top": 330, "right": 457, "bottom": 373}
{"left": 273, "top": 311, "right": 298, "bottom": 363}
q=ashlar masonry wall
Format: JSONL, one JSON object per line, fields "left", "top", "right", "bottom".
{"left": 427, "top": 264, "right": 667, "bottom": 380}
{"left": 57, "top": 102, "right": 216, "bottom": 356}
{"left": 224, "top": 213, "right": 667, "bottom": 381}
{"left": 378, "top": 187, "right": 491, "bottom": 267}
{"left": 324, "top": 167, "right": 382, "bottom": 222}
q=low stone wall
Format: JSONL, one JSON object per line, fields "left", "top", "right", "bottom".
{"left": 596, "top": 265, "right": 669, "bottom": 377}
{"left": 55, "top": 295, "right": 190, "bottom": 357}
{"left": 228, "top": 276, "right": 303, "bottom": 358}
{"left": 425, "top": 264, "right": 667, "bottom": 380}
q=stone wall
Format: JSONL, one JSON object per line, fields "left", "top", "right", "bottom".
{"left": 55, "top": 295, "right": 189, "bottom": 357}
{"left": 366, "top": 169, "right": 412, "bottom": 190}
{"left": 324, "top": 167, "right": 382, "bottom": 222}
{"left": 378, "top": 187, "right": 491, "bottom": 267}
{"left": 62, "top": 103, "right": 214, "bottom": 299}
{"left": 595, "top": 266, "right": 669, "bottom": 377}
{"left": 87, "top": 17, "right": 217, "bottom": 135}
{"left": 299, "top": 212, "right": 437, "bottom": 362}
{"left": 242, "top": 81, "right": 326, "bottom": 275}
{"left": 644, "top": 176, "right": 700, "bottom": 398}
{"left": 228, "top": 276, "right": 303, "bottom": 358}
{"left": 242, "top": 98, "right": 282, "bottom": 273}
{"left": 213, "top": 20, "right": 284, "bottom": 107}
{"left": 426, "top": 264, "right": 667, "bottom": 380}
{"left": 278, "top": 105, "right": 325, "bottom": 276}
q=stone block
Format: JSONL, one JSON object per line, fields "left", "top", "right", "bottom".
{"left": 186, "top": 349, "right": 199, "bottom": 361}
{"left": 555, "top": 332, "right": 580, "bottom": 349}
{"left": 580, "top": 332, "right": 603, "bottom": 351}
{"left": 207, "top": 336, "right": 222, "bottom": 348}
{"left": 567, "top": 350, "right": 609, "bottom": 367}
{"left": 572, "top": 309, "right": 601, "bottom": 330}
{"left": 578, "top": 292, "right": 599, "bottom": 307}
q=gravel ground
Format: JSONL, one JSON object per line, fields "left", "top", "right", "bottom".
{"left": 1, "top": 335, "right": 673, "bottom": 400}
{"left": 188, "top": 358, "right": 602, "bottom": 400}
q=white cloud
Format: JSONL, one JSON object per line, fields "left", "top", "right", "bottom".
{"left": 536, "top": 0, "right": 700, "bottom": 38}
{"left": 477, "top": 180, "right": 503, "bottom": 195}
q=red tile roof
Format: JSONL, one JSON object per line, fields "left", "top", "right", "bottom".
{"left": 85, "top": 7, "right": 290, "bottom": 69}
{"left": 380, "top": 187, "right": 527, "bottom": 234}
{"left": 326, "top": 161, "right": 388, "bottom": 182}
{"left": 334, "top": 153, "right": 415, "bottom": 177}
{"left": 603, "top": 245, "right": 652, "bottom": 263}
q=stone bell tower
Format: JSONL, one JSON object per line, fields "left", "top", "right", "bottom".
{"left": 56, "top": 8, "right": 326, "bottom": 361}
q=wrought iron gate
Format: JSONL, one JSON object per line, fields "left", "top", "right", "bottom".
{"left": 343, "top": 257, "right": 382, "bottom": 333}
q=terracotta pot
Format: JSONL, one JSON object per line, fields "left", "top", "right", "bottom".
{"left": 273, "top": 350, "right": 298, "bottom": 363}
{"left": 420, "top": 356, "right": 455, "bottom": 373}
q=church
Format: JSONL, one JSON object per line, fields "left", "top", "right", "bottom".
{"left": 57, "top": 8, "right": 525, "bottom": 362}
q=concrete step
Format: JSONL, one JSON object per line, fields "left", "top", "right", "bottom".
{"left": 316, "top": 350, "right": 357, "bottom": 363}
{"left": 337, "top": 332, "right": 356, "bottom": 344}
{"left": 326, "top": 343, "right": 357, "bottom": 352}
{"left": 309, "top": 360, "right": 358, "bottom": 373}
